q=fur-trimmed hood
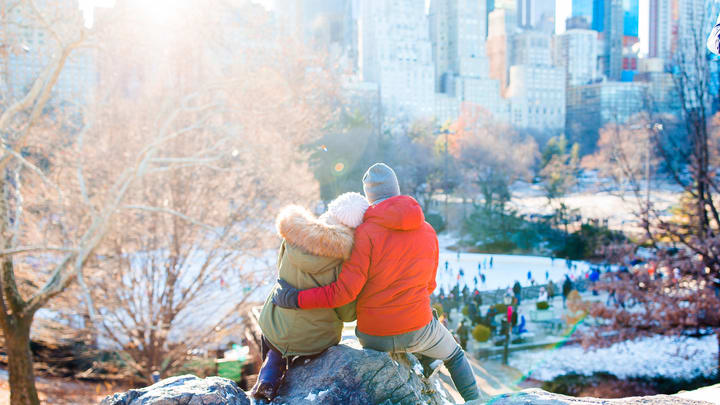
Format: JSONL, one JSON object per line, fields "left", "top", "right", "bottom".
{"left": 276, "top": 205, "right": 355, "bottom": 261}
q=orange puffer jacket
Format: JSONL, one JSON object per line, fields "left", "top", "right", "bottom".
{"left": 298, "top": 195, "right": 439, "bottom": 336}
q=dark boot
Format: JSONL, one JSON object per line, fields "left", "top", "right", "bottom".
{"left": 250, "top": 348, "right": 287, "bottom": 401}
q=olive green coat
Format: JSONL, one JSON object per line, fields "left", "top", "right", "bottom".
{"left": 259, "top": 206, "right": 357, "bottom": 357}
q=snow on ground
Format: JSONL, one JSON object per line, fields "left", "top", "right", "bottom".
{"left": 674, "top": 383, "right": 720, "bottom": 404}
{"left": 508, "top": 180, "right": 681, "bottom": 233}
{"left": 436, "top": 236, "right": 590, "bottom": 293}
{"left": 508, "top": 335, "right": 718, "bottom": 381}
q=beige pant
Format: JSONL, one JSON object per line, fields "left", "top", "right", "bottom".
{"left": 356, "top": 318, "right": 459, "bottom": 361}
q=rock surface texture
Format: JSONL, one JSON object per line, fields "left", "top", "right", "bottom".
{"left": 100, "top": 375, "right": 250, "bottom": 405}
{"left": 101, "top": 341, "right": 714, "bottom": 405}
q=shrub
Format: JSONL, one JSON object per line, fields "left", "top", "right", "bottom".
{"left": 536, "top": 301, "right": 549, "bottom": 310}
{"left": 432, "top": 303, "right": 444, "bottom": 317}
{"left": 472, "top": 324, "right": 491, "bottom": 342}
{"left": 425, "top": 212, "right": 446, "bottom": 233}
{"left": 491, "top": 303, "right": 508, "bottom": 314}
{"left": 462, "top": 305, "right": 470, "bottom": 317}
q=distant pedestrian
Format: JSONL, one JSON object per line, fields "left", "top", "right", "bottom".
{"left": 527, "top": 270, "right": 532, "bottom": 283}
{"left": 512, "top": 281, "right": 522, "bottom": 305}
{"left": 483, "top": 258, "right": 487, "bottom": 269}
{"left": 445, "top": 261, "right": 449, "bottom": 271}
{"left": 547, "top": 280, "right": 556, "bottom": 301}
{"left": 538, "top": 287, "right": 548, "bottom": 303}
{"left": 456, "top": 321, "right": 469, "bottom": 350}
{"left": 457, "top": 251, "right": 460, "bottom": 260}
{"left": 477, "top": 263, "right": 482, "bottom": 272}
{"left": 545, "top": 270, "right": 549, "bottom": 281}
{"left": 473, "top": 276, "right": 478, "bottom": 286}
{"left": 481, "top": 274, "right": 486, "bottom": 287}
{"left": 489, "top": 257, "right": 493, "bottom": 268}
{"left": 459, "top": 268, "right": 465, "bottom": 277}
{"left": 562, "top": 276, "right": 573, "bottom": 308}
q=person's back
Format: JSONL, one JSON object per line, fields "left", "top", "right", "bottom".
{"left": 258, "top": 205, "right": 357, "bottom": 356}
{"left": 272, "top": 163, "right": 479, "bottom": 401}
{"left": 347, "top": 195, "right": 438, "bottom": 335}
{"left": 252, "top": 193, "right": 367, "bottom": 401}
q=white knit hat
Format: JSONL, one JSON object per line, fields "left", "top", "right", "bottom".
{"left": 326, "top": 192, "right": 369, "bottom": 228}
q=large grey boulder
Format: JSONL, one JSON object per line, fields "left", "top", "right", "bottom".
{"left": 100, "top": 375, "right": 250, "bottom": 405}
{"left": 466, "top": 388, "right": 713, "bottom": 405}
{"left": 100, "top": 341, "right": 714, "bottom": 405}
{"left": 269, "top": 339, "right": 453, "bottom": 404}
{"left": 100, "top": 340, "right": 454, "bottom": 405}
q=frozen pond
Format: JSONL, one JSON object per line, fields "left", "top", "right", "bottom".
{"left": 435, "top": 249, "right": 591, "bottom": 293}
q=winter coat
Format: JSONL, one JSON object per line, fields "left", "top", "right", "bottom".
{"left": 259, "top": 206, "right": 356, "bottom": 357}
{"left": 298, "top": 195, "right": 439, "bottom": 336}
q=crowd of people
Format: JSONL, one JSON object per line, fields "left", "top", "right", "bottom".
{"left": 431, "top": 256, "right": 610, "bottom": 351}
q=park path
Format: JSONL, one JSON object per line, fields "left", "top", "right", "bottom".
{"left": 436, "top": 355, "right": 530, "bottom": 402}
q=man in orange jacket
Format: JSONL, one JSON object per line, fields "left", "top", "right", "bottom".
{"left": 273, "top": 163, "right": 480, "bottom": 401}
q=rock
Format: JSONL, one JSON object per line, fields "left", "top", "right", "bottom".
{"left": 100, "top": 340, "right": 454, "bottom": 405}
{"left": 465, "top": 388, "right": 713, "bottom": 405}
{"left": 268, "top": 339, "right": 454, "bottom": 405}
{"left": 100, "top": 375, "right": 250, "bottom": 405}
{"left": 100, "top": 342, "right": 714, "bottom": 405}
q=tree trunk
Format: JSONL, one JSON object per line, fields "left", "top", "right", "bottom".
{"left": 6, "top": 316, "right": 40, "bottom": 405}
{"left": 717, "top": 329, "right": 720, "bottom": 371}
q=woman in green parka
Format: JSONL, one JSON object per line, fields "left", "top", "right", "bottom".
{"left": 251, "top": 192, "right": 369, "bottom": 401}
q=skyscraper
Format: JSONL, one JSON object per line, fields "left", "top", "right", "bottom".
{"left": 601, "top": 0, "right": 623, "bottom": 80}
{"left": 623, "top": 0, "right": 639, "bottom": 37}
{"left": 486, "top": 8, "right": 516, "bottom": 95}
{"left": 430, "top": 0, "right": 507, "bottom": 121}
{"left": 507, "top": 30, "right": 566, "bottom": 129}
{"left": 517, "top": 0, "right": 555, "bottom": 32}
{"left": 554, "top": 28, "right": 599, "bottom": 86}
{"left": 357, "top": 0, "right": 435, "bottom": 117}
{"left": 3, "top": 0, "right": 97, "bottom": 104}
{"left": 648, "top": 0, "right": 672, "bottom": 61}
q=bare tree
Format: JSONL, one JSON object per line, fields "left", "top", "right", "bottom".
{"left": 450, "top": 105, "right": 538, "bottom": 212}
{"left": 0, "top": 1, "right": 338, "bottom": 402}
{"left": 584, "top": 8, "right": 720, "bottom": 371}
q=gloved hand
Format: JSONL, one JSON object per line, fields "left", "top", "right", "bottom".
{"left": 271, "top": 278, "right": 299, "bottom": 309}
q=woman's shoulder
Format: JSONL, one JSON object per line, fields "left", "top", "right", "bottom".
{"left": 276, "top": 205, "right": 355, "bottom": 260}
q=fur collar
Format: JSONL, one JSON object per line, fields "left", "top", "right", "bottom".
{"left": 276, "top": 205, "right": 355, "bottom": 260}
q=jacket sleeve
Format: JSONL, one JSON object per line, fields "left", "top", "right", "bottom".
{"left": 334, "top": 301, "right": 357, "bottom": 322}
{"left": 708, "top": 13, "right": 720, "bottom": 55}
{"left": 427, "top": 233, "right": 439, "bottom": 295}
{"left": 298, "top": 227, "right": 372, "bottom": 309}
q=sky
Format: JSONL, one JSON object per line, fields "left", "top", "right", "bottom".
{"left": 82, "top": 0, "right": 651, "bottom": 55}
{"left": 556, "top": 0, "right": 650, "bottom": 55}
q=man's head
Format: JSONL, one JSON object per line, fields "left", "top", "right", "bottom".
{"left": 362, "top": 163, "right": 400, "bottom": 205}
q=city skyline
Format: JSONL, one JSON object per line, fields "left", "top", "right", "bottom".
{"left": 556, "top": 0, "right": 650, "bottom": 55}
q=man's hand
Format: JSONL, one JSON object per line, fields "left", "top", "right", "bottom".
{"left": 272, "top": 278, "right": 299, "bottom": 309}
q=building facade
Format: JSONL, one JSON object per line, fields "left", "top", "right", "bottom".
{"left": 2, "top": 0, "right": 97, "bottom": 105}
{"left": 554, "top": 28, "right": 599, "bottom": 86}
{"left": 430, "top": 0, "right": 508, "bottom": 122}
{"left": 357, "top": 0, "right": 435, "bottom": 118}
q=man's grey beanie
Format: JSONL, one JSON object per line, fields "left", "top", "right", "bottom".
{"left": 363, "top": 163, "right": 400, "bottom": 205}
